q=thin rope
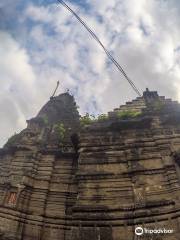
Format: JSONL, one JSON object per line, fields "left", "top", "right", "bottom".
{"left": 57, "top": 0, "right": 142, "bottom": 97}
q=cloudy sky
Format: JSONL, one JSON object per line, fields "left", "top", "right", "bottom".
{"left": 0, "top": 0, "right": 180, "bottom": 146}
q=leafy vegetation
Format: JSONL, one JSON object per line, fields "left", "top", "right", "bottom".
{"left": 97, "top": 114, "right": 108, "bottom": 121}
{"left": 116, "top": 110, "right": 142, "bottom": 119}
{"left": 54, "top": 123, "right": 66, "bottom": 141}
{"left": 42, "top": 115, "right": 49, "bottom": 125}
{"left": 80, "top": 113, "right": 110, "bottom": 126}
{"left": 80, "top": 113, "right": 95, "bottom": 126}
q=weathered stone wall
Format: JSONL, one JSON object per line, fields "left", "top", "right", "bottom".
{"left": 0, "top": 90, "right": 179, "bottom": 240}
{"left": 72, "top": 118, "right": 180, "bottom": 239}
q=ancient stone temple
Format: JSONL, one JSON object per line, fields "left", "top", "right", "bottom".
{"left": 0, "top": 89, "right": 180, "bottom": 240}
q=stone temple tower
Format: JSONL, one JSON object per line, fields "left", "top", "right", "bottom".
{"left": 0, "top": 89, "right": 180, "bottom": 240}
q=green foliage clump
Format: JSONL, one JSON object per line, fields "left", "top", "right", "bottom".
{"left": 80, "top": 113, "right": 95, "bottom": 126}
{"left": 54, "top": 123, "right": 66, "bottom": 141}
{"left": 117, "top": 110, "right": 142, "bottom": 119}
{"left": 80, "top": 113, "right": 109, "bottom": 126}
{"left": 97, "top": 114, "right": 108, "bottom": 121}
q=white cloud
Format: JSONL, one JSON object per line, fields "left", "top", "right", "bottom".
{"left": 1, "top": 0, "right": 180, "bottom": 146}
{"left": 0, "top": 31, "right": 41, "bottom": 146}
{"left": 24, "top": 0, "right": 180, "bottom": 102}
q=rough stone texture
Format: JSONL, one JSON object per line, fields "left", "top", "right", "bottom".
{"left": 0, "top": 90, "right": 180, "bottom": 240}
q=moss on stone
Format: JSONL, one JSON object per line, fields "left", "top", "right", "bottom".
{"left": 116, "top": 110, "right": 142, "bottom": 119}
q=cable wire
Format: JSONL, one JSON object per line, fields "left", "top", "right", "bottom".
{"left": 57, "top": 0, "right": 142, "bottom": 97}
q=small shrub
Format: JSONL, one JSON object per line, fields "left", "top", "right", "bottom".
{"left": 80, "top": 113, "right": 109, "bottom": 126}
{"left": 117, "top": 110, "right": 142, "bottom": 119}
{"left": 80, "top": 113, "right": 94, "bottom": 126}
{"left": 54, "top": 123, "right": 66, "bottom": 141}
{"left": 97, "top": 114, "right": 108, "bottom": 121}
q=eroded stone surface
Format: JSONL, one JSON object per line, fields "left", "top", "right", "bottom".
{"left": 0, "top": 90, "right": 180, "bottom": 240}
